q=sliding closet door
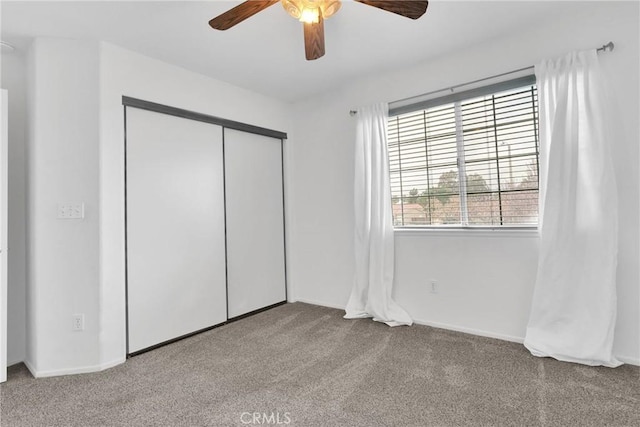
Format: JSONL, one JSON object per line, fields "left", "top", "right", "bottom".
{"left": 126, "top": 108, "right": 226, "bottom": 353}
{"left": 225, "top": 129, "right": 286, "bottom": 318}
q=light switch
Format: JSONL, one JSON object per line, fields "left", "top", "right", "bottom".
{"left": 57, "top": 203, "right": 84, "bottom": 219}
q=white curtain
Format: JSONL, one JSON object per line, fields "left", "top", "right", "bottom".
{"left": 524, "top": 50, "right": 620, "bottom": 367}
{"left": 344, "top": 103, "right": 412, "bottom": 327}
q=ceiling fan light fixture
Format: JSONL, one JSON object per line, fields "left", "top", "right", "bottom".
{"left": 299, "top": 8, "right": 320, "bottom": 24}
{"left": 281, "top": 0, "right": 341, "bottom": 23}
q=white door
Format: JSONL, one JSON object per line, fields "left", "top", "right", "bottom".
{"left": 224, "top": 129, "right": 286, "bottom": 318}
{"left": 0, "top": 89, "right": 7, "bottom": 382}
{"left": 126, "top": 108, "right": 227, "bottom": 353}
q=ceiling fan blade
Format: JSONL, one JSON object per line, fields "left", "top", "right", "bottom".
{"left": 304, "top": 15, "right": 325, "bottom": 60}
{"left": 354, "top": 0, "right": 429, "bottom": 20}
{"left": 209, "top": 0, "right": 280, "bottom": 30}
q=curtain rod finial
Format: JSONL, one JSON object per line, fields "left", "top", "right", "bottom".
{"left": 598, "top": 41, "right": 614, "bottom": 53}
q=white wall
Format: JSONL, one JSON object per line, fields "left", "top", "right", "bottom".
{"left": 22, "top": 39, "right": 292, "bottom": 376}
{"left": 0, "top": 50, "right": 28, "bottom": 366}
{"left": 288, "top": 2, "right": 640, "bottom": 363}
{"left": 98, "top": 43, "right": 292, "bottom": 368}
{"left": 25, "top": 38, "right": 101, "bottom": 376}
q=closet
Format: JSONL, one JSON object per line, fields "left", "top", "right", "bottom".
{"left": 124, "top": 98, "right": 287, "bottom": 355}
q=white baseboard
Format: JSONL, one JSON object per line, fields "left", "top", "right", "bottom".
{"left": 99, "top": 357, "right": 126, "bottom": 371}
{"left": 412, "top": 318, "right": 525, "bottom": 344}
{"left": 7, "top": 357, "right": 24, "bottom": 367}
{"left": 22, "top": 358, "right": 37, "bottom": 378}
{"left": 290, "top": 297, "right": 346, "bottom": 311}
{"left": 23, "top": 357, "right": 125, "bottom": 378}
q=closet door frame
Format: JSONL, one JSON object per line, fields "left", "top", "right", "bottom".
{"left": 122, "top": 96, "right": 288, "bottom": 356}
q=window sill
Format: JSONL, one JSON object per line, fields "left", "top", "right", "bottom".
{"left": 393, "top": 226, "right": 539, "bottom": 239}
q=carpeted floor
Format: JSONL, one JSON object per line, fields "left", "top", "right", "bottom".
{"left": 1, "top": 302, "right": 639, "bottom": 426}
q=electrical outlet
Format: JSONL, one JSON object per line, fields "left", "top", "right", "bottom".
{"left": 58, "top": 203, "right": 84, "bottom": 219}
{"left": 430, "top": 280, "right": 439, "bottom": 294}
{"left": 72, "top": 314, "right": 85, "bottom": 331}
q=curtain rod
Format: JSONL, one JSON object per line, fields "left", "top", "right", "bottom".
{"left": 349, "top": 41, "right": 615, "bottom": 116}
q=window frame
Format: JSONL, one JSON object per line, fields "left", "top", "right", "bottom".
{"left": 388, "top": 75, "right": 540, "bottom": 230}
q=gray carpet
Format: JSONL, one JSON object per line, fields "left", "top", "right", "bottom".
{"left": 1, "top": 302, "right": 639, "bottom": 426}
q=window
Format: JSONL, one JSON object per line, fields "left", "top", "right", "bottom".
{"left": 388, "top": 77, "right": 539, "bottom": 227}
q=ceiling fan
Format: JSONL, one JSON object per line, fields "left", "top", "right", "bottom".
{"left": 209, "top": 0, "right": 429, "bottom": 60}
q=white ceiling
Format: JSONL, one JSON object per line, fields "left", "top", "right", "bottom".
{"left": 1, "top": 1, "right": 582, "bottom": 103}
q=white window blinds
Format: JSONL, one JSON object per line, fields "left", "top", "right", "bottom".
{"left": 388, "top": 79, "right": 539, "bottom": 227}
